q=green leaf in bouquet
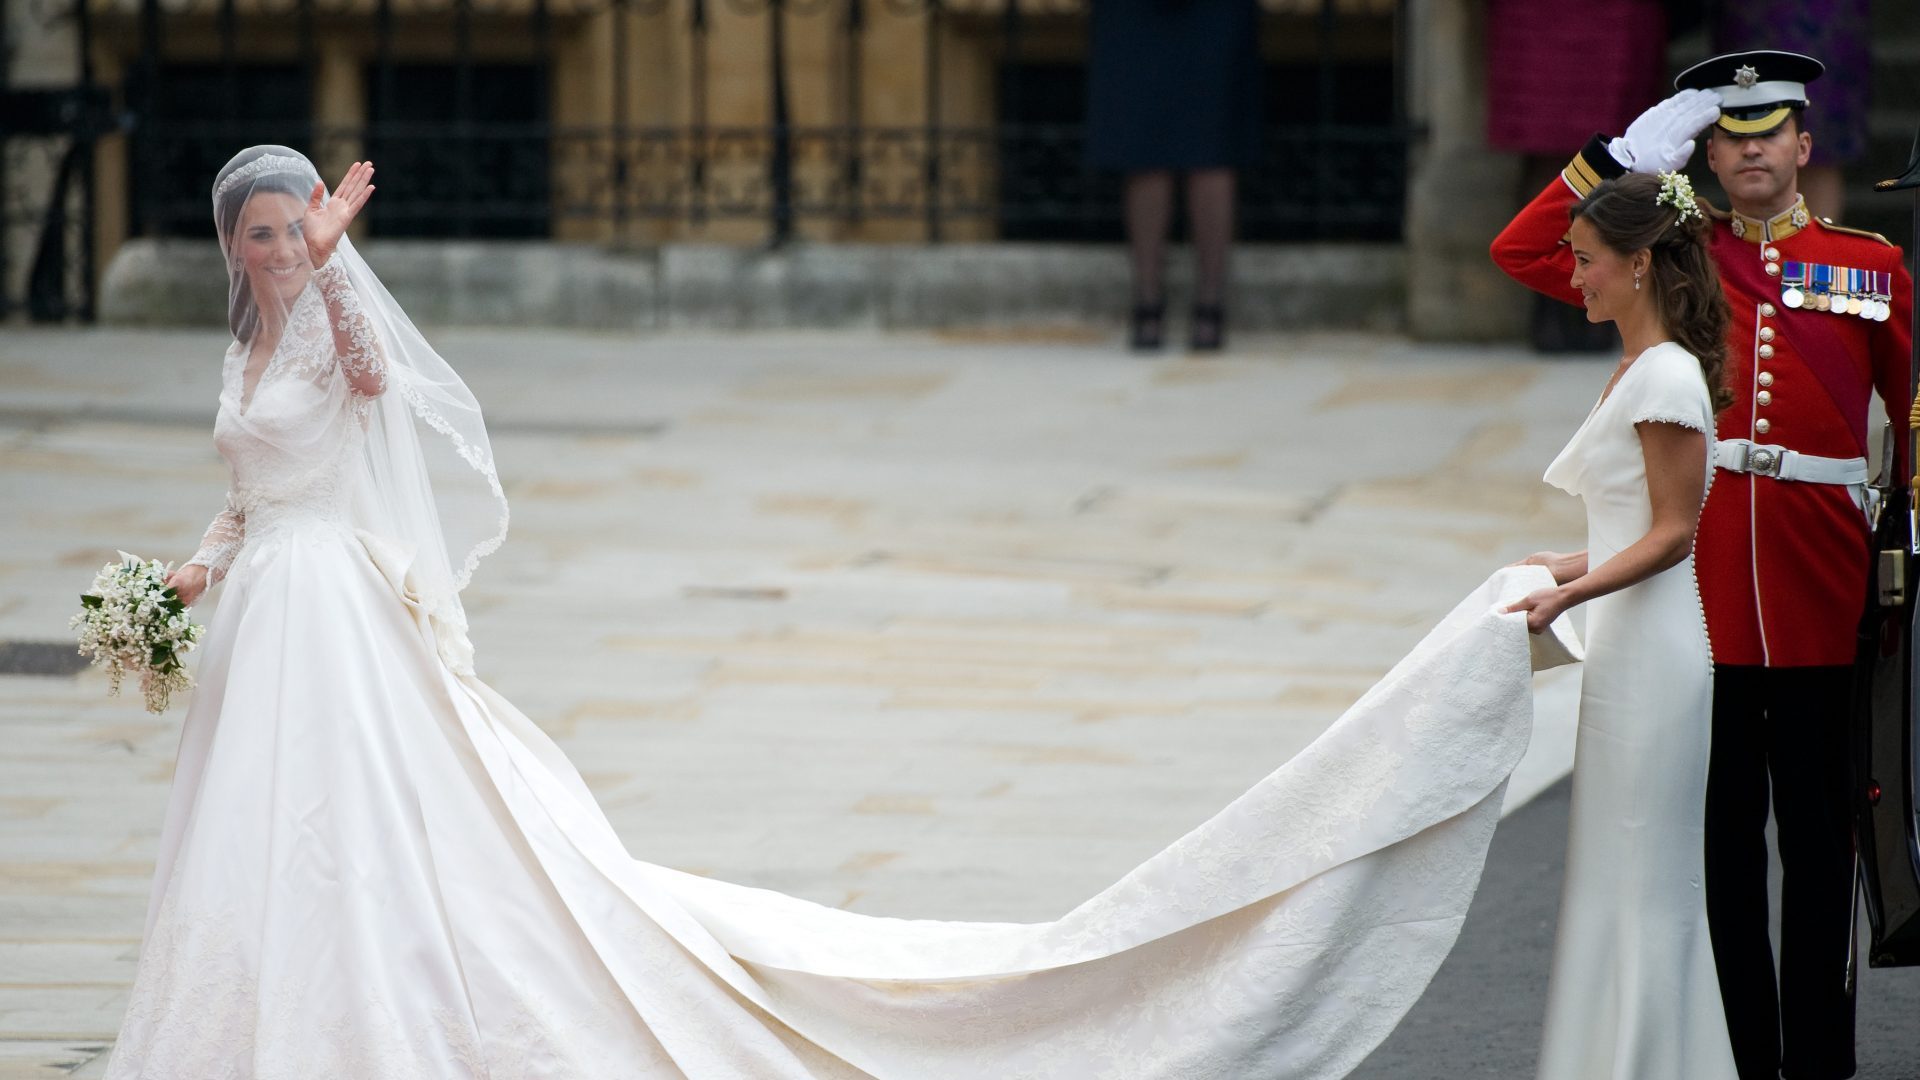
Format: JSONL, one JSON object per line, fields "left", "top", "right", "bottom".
{"left": 81, "top": 594, "right": 103, "bottom": 609}
{"left": 150, "top": 644, "right": 169, "bottom": 667}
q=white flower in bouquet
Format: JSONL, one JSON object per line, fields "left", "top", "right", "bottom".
{"left": 70, "top": 552, "right": 208, "bottom": 713}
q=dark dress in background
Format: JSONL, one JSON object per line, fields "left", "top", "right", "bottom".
{"left": 1085, "top": 0, "right": 1265, "bottom": 171}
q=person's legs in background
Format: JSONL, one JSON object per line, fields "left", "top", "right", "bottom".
{"left": 1185, "top": 167, "right": 1235, "bottom": 351}
{"left": 1124, "top": 170, "right": 1175, "bottom": 350}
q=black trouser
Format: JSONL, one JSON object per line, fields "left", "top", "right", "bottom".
{"left": 1705, "top": 663, "right": 1857, "bottom": 1080}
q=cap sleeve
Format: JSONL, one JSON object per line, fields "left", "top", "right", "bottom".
{"left": 1627, "top": 345, "right": 1713, "bottom": 434}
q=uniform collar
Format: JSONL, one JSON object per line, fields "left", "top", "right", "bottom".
{"left": 1723, "top": 195, "right": 1813, "bottom": 243}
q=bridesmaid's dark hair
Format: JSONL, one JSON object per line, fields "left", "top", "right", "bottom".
{"left": 1571, "top": 173, "right": 1733, "bottom": 414}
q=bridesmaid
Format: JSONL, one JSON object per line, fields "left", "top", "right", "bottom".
{"left": 1501, "top": 170, "right": 1740, "bottom": 1078}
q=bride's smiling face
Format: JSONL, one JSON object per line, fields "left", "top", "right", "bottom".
{"left": 236, "top": 192, "right": 310, "bottom": 308}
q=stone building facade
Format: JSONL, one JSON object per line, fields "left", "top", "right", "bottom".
{"left": 11, "top": 0, "right": 1907, "bottom": 337}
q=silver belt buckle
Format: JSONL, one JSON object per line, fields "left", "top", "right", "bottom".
{"left": 1746, "top": 446, "right": 1782, "bottom": 477}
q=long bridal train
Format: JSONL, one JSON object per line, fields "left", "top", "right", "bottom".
{"left": 107, "top": 560, "right": 1577, "bottom": 1080}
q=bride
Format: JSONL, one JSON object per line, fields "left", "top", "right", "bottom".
{"left": 112, "top": 145, "right": 1575, "bottom": 1079}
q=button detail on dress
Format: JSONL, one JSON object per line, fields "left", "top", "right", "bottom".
{"left": 1761, "top": 303, "right": 1777, "bottom": 317}
{"left": 1759, "top": 344, "right": 1775, "bottom": 359}
{"left": 1758, "top": 371, "right": 1775, "bottom": 387}
{"left": 1758, "top": 390, "right": 1773, "bottom": 406}
{"left": 1759, "top": 327, "right": 1775, "bottom": 342}
{"left": 1756, "top": 418, "right": 1773, "bottom": 434}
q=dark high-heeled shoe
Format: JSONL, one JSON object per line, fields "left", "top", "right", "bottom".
{"left": 1129, "top": 302, "right": 1166, "bottom": 352}
{"left": 1189, "top": 304, "right": 1226, "bottom": 352}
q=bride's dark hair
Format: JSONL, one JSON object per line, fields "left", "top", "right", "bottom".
{"left": 213, "top": 163, "right": 312, "bottom": 341}
{"left": 1570, "top": 173, "right": 1732, "bottom": 414}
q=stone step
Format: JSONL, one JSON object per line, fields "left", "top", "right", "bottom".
{"left": 98, "top": 239, "right": 1408, "bottom": 332}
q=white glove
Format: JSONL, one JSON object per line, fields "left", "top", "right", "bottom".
{"left": 1607, "top": 88, "right": 1723, "bottom": 174}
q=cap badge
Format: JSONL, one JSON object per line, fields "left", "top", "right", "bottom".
{"left": 1734, "top": 64, "right": 1760, "bottom": 89}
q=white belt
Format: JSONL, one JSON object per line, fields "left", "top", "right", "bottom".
{"left": 1713, "top": 439, "right": 1868, "bottom": 486}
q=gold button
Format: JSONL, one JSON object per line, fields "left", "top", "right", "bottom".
{"left": 1756, "top": 418, "right": 1773, "bottom": 435}
{"left": 1764, "top": 246, "right": 1781, "bottom": 262}
{"left": 1759, "top": 327, "right": 1775, "bottom": 342}
{"left": 1758, "top": 371, "right": 1775, "bottom": 387}
{"left": 1761, "top": 303, "right": 1777, "bottom": 317}
{"left": 1765, "top": 262, "right": 1782, "bottom": 277}
{"left": 1759, "top": 344, "right": 1775, "bottom": 359}
{"left": 1758, "top": 390, "right": 1773, "bottom": 406}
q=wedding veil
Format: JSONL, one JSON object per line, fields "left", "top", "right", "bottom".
{"left": 212, "top": 145, "right": 509, "bottom": 669}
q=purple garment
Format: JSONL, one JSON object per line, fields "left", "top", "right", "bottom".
{"left": 1713, "top": 0, "right": 1871, "bottom": 164}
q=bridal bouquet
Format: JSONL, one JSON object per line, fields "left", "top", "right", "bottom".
{"left": 71, "top": 553, "right": 206, "bottom": 713}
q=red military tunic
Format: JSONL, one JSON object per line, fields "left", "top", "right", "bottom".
{"left": 1491, "top": 136, "right": 1913, "bottom": 666}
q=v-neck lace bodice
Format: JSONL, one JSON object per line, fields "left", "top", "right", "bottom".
{"left": 188, "top": 262, "right": 389, "bottom": 580}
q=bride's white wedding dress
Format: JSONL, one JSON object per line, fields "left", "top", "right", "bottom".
{"left": 100, "top": 298, "right": 1573, "bottom": 1077}
{"left": 105, "top": 148, "right": 1581, "bottom": 1079}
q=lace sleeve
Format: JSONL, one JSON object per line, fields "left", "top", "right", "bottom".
{"left": 314, "top": 259, "right": 387, "bottom": 398}
{"left": 183, "top": 494, "right": 246, "bottom": 585}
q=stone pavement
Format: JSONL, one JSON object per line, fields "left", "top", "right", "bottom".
{"left": 1, "top": 326, "right": 1600, "bottom": 1076}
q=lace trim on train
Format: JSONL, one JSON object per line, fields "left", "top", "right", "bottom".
{"left": 395, "top": 377, "right": 511, "bottom": 596}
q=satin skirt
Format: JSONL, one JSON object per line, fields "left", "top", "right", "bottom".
{"left": 1534, "top": 551, "right": 1737, "bottom": 1079}
{"left": 102, "top": 525, "right": 1575, "bottom": 1080}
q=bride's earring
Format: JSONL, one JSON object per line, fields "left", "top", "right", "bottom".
{"left": 1634, "top": 270, "right": 1642, "bottom": 290}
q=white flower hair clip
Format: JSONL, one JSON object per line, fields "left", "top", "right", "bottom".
{"left": 1655, "top": 171, "right": 1703, "bottom": 225}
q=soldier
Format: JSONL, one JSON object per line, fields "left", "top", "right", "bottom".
{"left": 1491, "top": 51, "right": 1912, "bottom": 1080}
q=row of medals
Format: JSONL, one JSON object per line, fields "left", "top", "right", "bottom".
{"left": 1778, "top": 261, "right": 1894, "bottom": 321}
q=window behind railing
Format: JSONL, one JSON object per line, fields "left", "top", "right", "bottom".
{"left": 362, "top": 64, "right": 552, "bottom": 239}
{"left": 94, "top": 0, "right": 1414, "bottom": 246}
{"left": 996, "top": 57, "right": 1403, "bottom": 243}
{"left": 128, "top": 64, "right": 310, "bottom": 240}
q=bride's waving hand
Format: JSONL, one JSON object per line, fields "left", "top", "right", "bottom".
{"left": 308, "top": 161, "right": 386, "bottom": 399}
{"left": 301, "top": 160, "right": 373, "bottom": 268}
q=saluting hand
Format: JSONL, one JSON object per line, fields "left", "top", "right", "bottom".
{"left": 303, "top": 161, "right": 376, "bottom": 269}
{"left": 1611, "top": 89, "right": 1723, "bottom": 175}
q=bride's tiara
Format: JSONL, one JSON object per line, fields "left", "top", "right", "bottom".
{"left": 213, "top": 154, "right": 314, "bottom": 200}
